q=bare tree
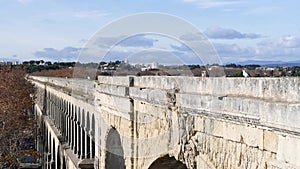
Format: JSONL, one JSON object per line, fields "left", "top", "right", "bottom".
{"left": 0, "top": 66, "right": 38, "bottom": 168}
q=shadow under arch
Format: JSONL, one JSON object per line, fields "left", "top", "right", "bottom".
{"left": 56, "top": 145, "right": 61, "bottom": 169}
{"left": 105, "top": 128, "right": 126, "bottom": 169}
{"left": 148, "top": 155, "right": 187, "bottom": 169}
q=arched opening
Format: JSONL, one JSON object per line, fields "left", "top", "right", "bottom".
{"left": 105, "top": 128, "right": 125, "bottom": 169}
{"left": 148, "top": 155, "right": 187, "bottom": 169}
{"left": 91, "top": 114, "right": 96, "bottom": 158}
{"left": 62, "top": 156, "right": 67, "bottom": 169}
{"left": 86, "top": 112, "right": 91, "bottom": 158}
{"left": 56, "top": 146, "right": 61, "bottom": 169}
{"left": 51, "top": 139, "right": 55, "bottom": 169}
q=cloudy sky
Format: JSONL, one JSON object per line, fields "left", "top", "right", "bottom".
{"left": 1, "top": 0, "right": 300, "bottom": 64}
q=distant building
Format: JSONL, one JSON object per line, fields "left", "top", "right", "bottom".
{"left": 151, "top": 62, "right": 159, "bottom": 69}
{"left": 266, "top": 67, "right": 275, "bottom": 71}
{"left": 0, "top": 60, "right": 19, "bottom": 65}
{"left": 137, "top": 62, "right": 160, "bottom": 71}
{"left": 141, "top": 67, "right": 150, "bottom": 71}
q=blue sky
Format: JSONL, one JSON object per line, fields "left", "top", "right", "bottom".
{"left": 1, "top": 0, "right": 300, "bottom": 64}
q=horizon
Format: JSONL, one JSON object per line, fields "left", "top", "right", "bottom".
{"left": 3, "top": 59, "right": 300, "bottom": 68}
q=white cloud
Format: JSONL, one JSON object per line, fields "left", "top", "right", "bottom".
{"left": 204, "top": 26, "right": 262, "bottom": 39}
{"left": 73, "top": 10, "right": 109, "bottom": 19}
{"left": 46, "top": 10, "right": 109, "bottom": 21}
{"left": 36, "top": 35, "right": 300, "bottom": 64}
{"left": 214, "top": 43, "right": 255, "bottom": 59}
{"left": 182, "top": 0, "right": 244, "bottom": 8}
{"left": 17, "top": 0, "right": 32, "bottom": 4}
{"left": 179, "top": 32, "right": 207, "bottom": 41}
{"left": 253, "top": 35, "right": 300, "bottom": 60}
{"left": 259, "top": 35, "right": 300, "bottom": 48}
{"left": 245, "top": 6, "right": 282, "bottom": 15}
{"left": 213, "top": 35, "right": 300, "bottom": 62}
{"left": 34, "top": 47, "right": 82, "bottom": 62}
{"left": 118, "top": 36, "right": 157, "bottom": 47}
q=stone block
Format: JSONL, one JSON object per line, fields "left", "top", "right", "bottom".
{"left": 97, "top": 93, "right": 132, "bottom": 113}
{"left": 97, "top": 84, "right": 128, "bottom": 97}
{"left": 194, "top": 116, "right": 205, "bottom": 132}
{"left": 223, "top": 122, "right": 241, "bottom": 143}
{"left": 204, "top": 118, "right": 224, "bottom": 138}
{"left": 242, "top": 127, "right": 263, "bottom": 149}
{"left": 263, "top": 130, "right": 278, "bottom": 153}
{"left": 98, "top": 76, "right": 132, "bottom": 86}
{"left": 223, "top": 122, "right": 263, "bottom": 148}
{"left": 277, "top": 134, "right": 300, "bottom": 167}
{"left": 130, "top": 87, "right": 167, "bottom": 104}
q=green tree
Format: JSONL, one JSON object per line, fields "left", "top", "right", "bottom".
{"left": 231, "top": 71, "right": 243, "bottom": 77}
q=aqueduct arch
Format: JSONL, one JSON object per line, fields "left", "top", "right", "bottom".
{"left": 148, "top": 155, "right": 187, "bottom": 169}
{"left": 105, "top": 128, "right": 126, "bottom": 169}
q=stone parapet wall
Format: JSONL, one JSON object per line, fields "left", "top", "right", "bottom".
{"left": 98, "top": 76, "right": 300, "bottom": 102}
{"left": 98, "top": 76, "right": 300, "bottom": 134}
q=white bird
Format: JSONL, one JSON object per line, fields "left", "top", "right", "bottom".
{"left": 242, "top": 70, "right": 249, "bottom": 78}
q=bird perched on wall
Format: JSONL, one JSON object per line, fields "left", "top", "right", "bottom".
{"left": 242, "top": 69, "right": 250, "bottom": 78}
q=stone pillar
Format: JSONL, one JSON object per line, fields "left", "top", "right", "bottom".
{"left": 65, "top": 106, "right": 69, "bottom": 143}
{"left": 46, "top": 99, "right": 49, "bottom": 116}
{"left": 69, "top": 118, "right": 72, "bottom": 146}
{"left": 74, "top": 120, "right": 77, "bottom": 154}
{"left": 47, "top": 132, "right": 51, "bottom": 169}
{"left": 77, "top": 122, "right": 82, "bottom": 158}
{"left": 56, "top": 105, "right": 58, "bottom": 124}
{"left": 51, "top": 102, "right": 54, "bottom": 119}
{"left": 61, "top": 108, "right": 63, "bottom": 131}
{"left": 89, "top": 131, "right": 94, "bottom": 158}
{"left": 70, "top": 108, "right": 73, "bottom": 147}
{"left": 85, "top": 130, "right": 89, "bottom": 158}
{"left": 71, "top": 120, "right": 75, "bottom": 151}
{"left": 62, "top": 113, "right": 66, "bottom": 139}
{"left": 53, "top": 102, "right": 55, "bottom": 122}
{"left": 66, "top": 115, "right": 69, "bottom": 143}
{"left": 54, "top": 105, "right": 57, "bottom": 125}
{"left": 93, "top": 115, "right": 98, "bottom": 160}
{"left": 49, "top": 102, "right": 52, "bottom": 119}
{"left": 59, "top": 109, "right": 62, "bottom": 131}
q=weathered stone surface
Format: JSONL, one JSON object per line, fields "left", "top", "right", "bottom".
{"left": 263, "top": 130, "right": 278, "bottom": 153}
{"left": 277, "top": 134, "right": 300, "bottom": 167}
{"left": 30, "top": 76, "right": 300, "bottom": 169}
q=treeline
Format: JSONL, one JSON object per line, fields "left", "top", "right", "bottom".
{"left": 22, "top": 60, "right": 76, "bottom": 73}
{"left": 224, "top": 63, "right": 261, "bottom": 70}
{"left": 16, "top": 60, "right": 300, "bottom": 77}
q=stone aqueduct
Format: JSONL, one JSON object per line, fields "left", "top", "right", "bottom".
{"left": 31, "top": 76, "right": 300, "bottom": 169}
